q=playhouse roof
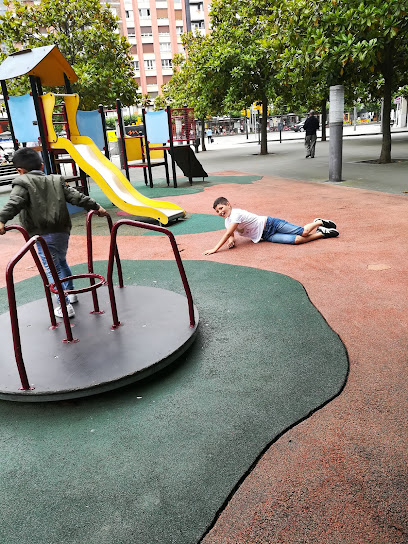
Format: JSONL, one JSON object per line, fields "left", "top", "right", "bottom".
{"left": 0, "top": 45, "right": 78, "bottom": 86}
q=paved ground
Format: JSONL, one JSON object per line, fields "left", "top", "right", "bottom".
{"left": 0, "top": 129, "right": 408, "bottom": 543}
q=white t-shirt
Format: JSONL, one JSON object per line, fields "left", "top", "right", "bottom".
{"left": 225, "top": 208, "right": 266, "bottom": 243}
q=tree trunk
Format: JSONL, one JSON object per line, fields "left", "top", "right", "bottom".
{"left": 321, "top": 97, "right": 327, "bottom": 142}
{"left": 201, "top": 117, "right": 206, "bottom": 151}
{"left": 260, "top": 96, "right": 268, "bottom": 155}
{"left": 379, "top": 46, "right": 393, "bottom": 163}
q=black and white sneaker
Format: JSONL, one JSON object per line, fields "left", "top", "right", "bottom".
{"left": 317, "top": 226, "right": 339, "bottom": 238}
{"left": 314, "top": 218, "right": 337, "bottom": 229}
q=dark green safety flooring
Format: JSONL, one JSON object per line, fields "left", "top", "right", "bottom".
{"left": 71, "top": 212, "right": 223, "bottom": 236}
{"left": 0, "top": 260, "right": 348, "bottom": 544}
{"left": 122, "top": 174, "right": 262, "bottom": 196}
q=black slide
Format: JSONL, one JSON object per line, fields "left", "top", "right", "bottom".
{"left": 170, "top": 145, "right": 208, "bottom": 181}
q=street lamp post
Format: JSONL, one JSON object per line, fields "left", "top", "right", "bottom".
{"left": 329, "top": 85, "right": 344, "bottom": 182}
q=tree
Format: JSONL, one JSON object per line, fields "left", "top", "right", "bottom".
{"left": 153, "top": 94, "right": 168, "bottom": 111}
{"left": 140, "top": 93, "right": 152, "bottom": 110}
{"left": 0, "top": 0, "right": 139, "bottom": 110}
{"left": 163, "top": 36, "right": 225, "bottom": 151}
{"left": 275, "top": 0, "right": 408, "bottom": 162}
{"left": 165, "top": 0, "right": 288, "bottom": 155}
{"left": 204, "top": 0, "right": 288, "bottom": 154}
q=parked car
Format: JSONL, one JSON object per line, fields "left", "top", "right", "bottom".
{"left": 292, "top": 121, "right": 305, "bottom": 132}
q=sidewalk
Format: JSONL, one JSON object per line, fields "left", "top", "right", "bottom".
{"left": 195, "top": 129, "right": 408, "bottom": 194}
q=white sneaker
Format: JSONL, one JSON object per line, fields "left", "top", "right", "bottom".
{"left": 68, "top": 294, "right": 78, "bottom": 303}
{"left": 54, "top": 304, "right": 75, "bottom": 318}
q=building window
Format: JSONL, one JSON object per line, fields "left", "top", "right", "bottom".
{"left": 134, "top": 60, "right": 139, "bottom": 71}
{"left": 176, "top": 26, "right": 184, "bottom": 35}
{"left": 127, "top": 27, "right": 136, "bottom": 36}
{"left": 160, "top": 42, "right": 171, "bottom": 52}
{"left": 144, "top": 59, "right": 155, "bottom": 70}
{"left": 161, "top": 59, "right": 172, "bottom": 69}
{"left": 143, "top": 43, "right": 155, "bottom": 53}
{"left": 139, "top": 8, "right": 150, "bottom": 17}
{"left": 125, "top": 10, "right": 132, "bottom": 18}
{"left": 140, "top": 26, "right": 153, "bottom": 36}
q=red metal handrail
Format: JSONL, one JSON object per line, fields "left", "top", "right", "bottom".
{"left": 86, "top": 210, "right": 123, "bottom": 313}
{"left": 5, "top": 230, "right": 79, "bottom": 390}
{"left": 5, "top": 225, "right": 58, "bottom": 327}
{"left": 106, "top": 219, "right": 195, "bottom": 329}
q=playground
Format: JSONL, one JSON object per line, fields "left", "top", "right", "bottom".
{"left": 0, "top": 46, "right": 407, "bottom": 543}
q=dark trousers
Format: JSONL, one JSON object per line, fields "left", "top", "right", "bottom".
{"left": 305, "top": 134, "right": 317, "bottom": 157}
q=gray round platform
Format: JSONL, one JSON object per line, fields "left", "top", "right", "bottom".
{"left": 0, "top": 285, "right": 199, "bottom": 402}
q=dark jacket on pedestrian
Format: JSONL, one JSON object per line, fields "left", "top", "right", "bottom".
{"left": 304, "top": 115, "right": 319, "bottom": 136}
{"left": 0, "top": 172, "right": 99, "bottom": 237}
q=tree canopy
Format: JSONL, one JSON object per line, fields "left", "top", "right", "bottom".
{"left": 165, "top": 1, "right": 286, "bottom": 154}
{"left": 168, "top": 0, "right": 408, "bottom": 161}
{"left": 0, "top": 0, "right": 139, "bottom": 110}
{"left": 276, "top": 0, "right": 408, "bottom": 162}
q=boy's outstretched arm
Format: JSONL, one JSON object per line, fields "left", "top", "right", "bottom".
{"left": 204, "top": 223, "right": 238, "bottom": 255}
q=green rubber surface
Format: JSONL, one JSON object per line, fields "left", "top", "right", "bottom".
{"left": 82, "top": 174, "right": 261, "bottom": 217}
{"left": 70, "top": 212, "right": 223, "bottom": 237}
{"left": 123, "top": 174, "right": 262, "bottom": 196}
{"left": 0, "top": 260, "right": 348, "bottom": 544}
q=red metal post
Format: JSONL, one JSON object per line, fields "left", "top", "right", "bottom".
{"left": 35, "top": 236, "right": 77, "bottom": 342}
{"left": 5, "top": 234, "right": 79, "bottom": 390}
{"left": 5, "top": 225, "right": 58, "bottom": 328}
{"left": 107, "top": 220, "right": 195, "bottom": 328}
{"left": 86, "top": 211, "right": 102, "bottom": 314}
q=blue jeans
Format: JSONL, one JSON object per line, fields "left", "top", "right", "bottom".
{"left": 262, "top": 216, "right": 304, "bottom": 244}
{"left": 36, "top": 233, "right": 74, "bottom": 304}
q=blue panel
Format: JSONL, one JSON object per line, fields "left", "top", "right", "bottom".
{"left": 76, "top": 110, "right": 105, "bottom": 151}
{"left": 145, "top": 110, "right": 169, "bottom": 144}
{"left": 8, "top": 94, "right": 40, "bottom": 143}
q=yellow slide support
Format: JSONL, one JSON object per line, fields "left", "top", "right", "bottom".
{"left": 40, "top": 93, "right": 185, "bottom": 224}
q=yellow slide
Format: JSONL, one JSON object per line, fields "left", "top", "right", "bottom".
{"left": 41, "top": 93, "right": 185, "bottom": 224}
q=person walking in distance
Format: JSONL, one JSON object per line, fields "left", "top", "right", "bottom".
{"left": 304, "top": 110, "right": 319, "bottom": 158}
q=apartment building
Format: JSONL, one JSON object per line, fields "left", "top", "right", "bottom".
{"left": 109, "top": 0, "right": 211, "bottom": 98}
{"left": 1, "top": 0, "right": 211, "bottom": 100}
